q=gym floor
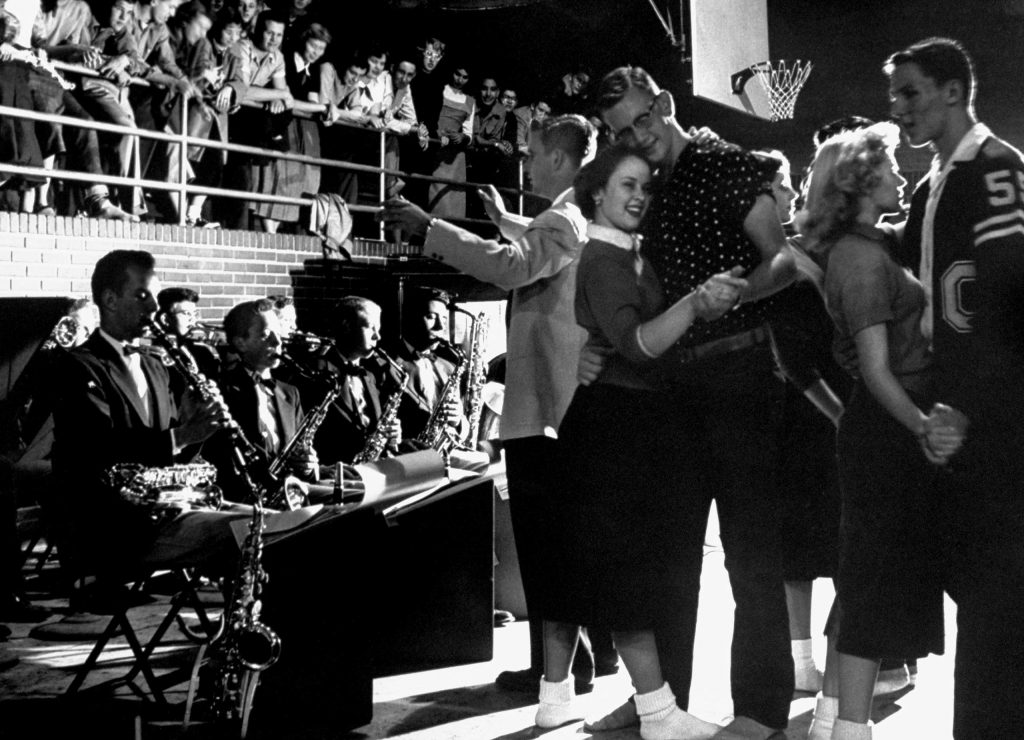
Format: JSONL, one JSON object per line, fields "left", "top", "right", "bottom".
{"left": 0, "top": 532, "right": 957, "bottom": 740}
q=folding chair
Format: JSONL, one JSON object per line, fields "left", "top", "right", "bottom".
{"left": 65, "top": 568, "right": 222, "bottom": 705}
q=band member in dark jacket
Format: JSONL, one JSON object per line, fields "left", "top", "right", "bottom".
{"left": 310, "top": 296, "right": 404, "bottom": 465}
{"left": 51, "top": 250, "right": 246, "bottom": 578}
{"left": 209, "top": 298, "right": 317, "bottom": 503}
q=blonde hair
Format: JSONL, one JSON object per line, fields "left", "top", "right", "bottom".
{"left": 796, "top": 122, "right": 900, "bottom": 252}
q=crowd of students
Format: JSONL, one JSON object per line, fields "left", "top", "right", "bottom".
{"left": 0, "top": 0, "right": 594, "bottom": 233}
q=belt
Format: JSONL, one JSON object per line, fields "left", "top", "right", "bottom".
{"left": 678, "top": 325, "right": 770, "bottom": 364}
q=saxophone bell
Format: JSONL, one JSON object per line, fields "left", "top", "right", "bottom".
{"left": 41, "top": 315, "right": 83, "bottom": 351}
{"left": 236, "top": 619, "right": 282, "bottom": 672}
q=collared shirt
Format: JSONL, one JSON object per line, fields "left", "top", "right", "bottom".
{"left": 822, "top": 223, "right": 931, "bottom": 388}
{"left": 575, "top": 223, "right": 666, "bottom": 389}
{"left": 347, "top": 374, "right": 371, "bottom": 428}
{"left": 362, "top": 69, "right": 393, "bottom": 112}
{"left": 240, "top": 38, "right": 284, "bottom": 89}
{"left": 639, "top": 137, "right": 776, "bottom": 349}
{"left": 385, "top": 85, "right": 418, "bottom": 135}
{"left": 98, "top": 328, "right": 151, "bottom": 425}
{"left": 251, "top": 368, "right": 281, "bottom": 453}
{"left": 919, "top": 122, "right": 993, "bottom": 345}
{"left": 588, "top": 223, "right": 643, "bottom": 274}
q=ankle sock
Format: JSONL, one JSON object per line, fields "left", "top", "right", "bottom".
{"left": 807, "top": 693, "right": 837, "bottom": 740}
{"left": 636, "top": 683, "right": 719, "bottom": 740}
{"left": 792, "top": 638, "right": 822, "bottom": 690}
{"left": 535, "top": 675, "right": 576, "bottom": 728}
{"left": 832, "top": 718, "right": 872, "bottom": 739}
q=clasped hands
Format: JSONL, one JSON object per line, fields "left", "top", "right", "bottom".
{"left": 692, "top": 266, "right": 747, "bottom": 320}
{"left": 919, "top": 403, "right": 968, "bottom": 466}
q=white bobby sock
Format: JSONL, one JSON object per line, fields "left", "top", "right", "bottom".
{"left": 807, "top": 693, "right": 837, "bottom": 740}
{"left": 535, "top": 676, "right": 577, "bottom": 729}
{"left": 636, "top": 682, "right": 719, "bottom": 740}
{"left": 793, "top": 638, "right": 823, "bottom": 691}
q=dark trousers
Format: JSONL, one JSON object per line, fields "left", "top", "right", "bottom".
{"left": 666, "top": 343, "right": 793, "bottom": 727}
{"left": 504, "top": 436, "right": 612, "bottom": 679}
{"left": 944, "top": 436, "right": 1024, "bottom": 739}
{"left": 26, "top": 70, "right": 104, "bottom": 180}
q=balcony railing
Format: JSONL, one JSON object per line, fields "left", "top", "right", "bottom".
{"left": 0, "top": 57, "right": 529, "bottom": 255}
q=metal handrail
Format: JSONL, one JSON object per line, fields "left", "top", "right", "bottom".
{"left": 1, "top": 59, "right": 529, "bottom": 235}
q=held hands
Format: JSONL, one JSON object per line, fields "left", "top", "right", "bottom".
{"left": 920, "top": 403, "right": 968, "bottom": 465}
{"left": 477, "top": 184, "right": 507, "bottom": 224}
{"left": 693, "top": 266, "right": 747, "bottom": 321}
{"left": 380, "top": 196, "right": 432, "bottom": 237}
{"left": 577, "top": 343, "right": 614, "bottom": 386}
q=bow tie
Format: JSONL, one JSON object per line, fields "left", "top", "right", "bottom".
{"left": 339, "top": 362, "right": 367, "bottom": 377}
{"left": 122, "top": 342, "right": 147, "bottom": 356}
{"left": 252, "top": 374, "right": 276, "bottom": 391}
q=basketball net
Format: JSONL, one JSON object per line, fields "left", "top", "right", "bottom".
{"left": 751, "top": 59, "right": 813, "bottom": 122}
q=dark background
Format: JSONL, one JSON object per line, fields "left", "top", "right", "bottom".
{"left": 353, "top": 0, "right": 1024, "bottom": 182}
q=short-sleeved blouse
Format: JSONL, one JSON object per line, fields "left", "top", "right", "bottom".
{"left": 823, "top": 224, "right": 932, "bottom": 388}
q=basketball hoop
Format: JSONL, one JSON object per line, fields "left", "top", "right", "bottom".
{"left": 731, "top": 59, "right": 813, "bottom": 122}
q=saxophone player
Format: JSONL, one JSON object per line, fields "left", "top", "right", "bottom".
{"left": 307, "top": 297, "right": 405, "bottom": 466}
{"left": 51, "top": 251, "right": 253, "bottom": 583}
{"left": 388, "top": 287, "right": 468, "bottom": 443}
{"left": 206, "top": 299, "right": 319, "bottom": 503}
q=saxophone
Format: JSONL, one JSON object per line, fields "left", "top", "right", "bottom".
{"left": 144, "top": 318, "right": 280, "bottom": 738}
{"left": 264, "top": 364, "right": 344, "bottom": 510}
{"left": 461, "top": 312, "right": 489, "bottom": 448}
{"left": 414, "top": 341, "right": 468, "bottom": 456}
{"left": 198, "top": 496, "right": 280, "bottom": 738}
{"left": 353, "top": 348, "right": 409, "bottom": 464}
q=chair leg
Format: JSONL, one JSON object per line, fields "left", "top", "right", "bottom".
{"left": 65, "top": 580, "right": 163, "bottom": 701}
{"left": 64, "top": 609, "right": 128, "bottom": 695}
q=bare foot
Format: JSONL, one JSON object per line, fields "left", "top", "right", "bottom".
{"left": 584, "top": 697, "right": 638, "bottom": 732}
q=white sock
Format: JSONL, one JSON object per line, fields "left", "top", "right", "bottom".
{"left": 806, "top": 693, "right": 837, "bottom": 740}
{"left": 636, "top": 683, "right": 719, "bottom": 740}
{"left": 535, "top": 676, "right": 577, "bottom": 729}
{"left": 793, "top": 638, "right": 823, "bottom": 691}
{"left": 792, "top": 638, "right": 814, "bottom": 663}
{"left": 831, "top": 718, "right": 872, "bottom": 740}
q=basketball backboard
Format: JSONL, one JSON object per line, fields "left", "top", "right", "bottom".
{"left": 689, "top": 0, "right": 772, "bottom": 120}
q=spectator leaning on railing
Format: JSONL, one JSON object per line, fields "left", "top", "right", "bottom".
{"left": 5, "top": 0, "right": 136, "bottom": 220}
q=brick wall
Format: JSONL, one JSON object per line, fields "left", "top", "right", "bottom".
{"left": 0, "top": 211, "right": 349, "bottom": 321}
